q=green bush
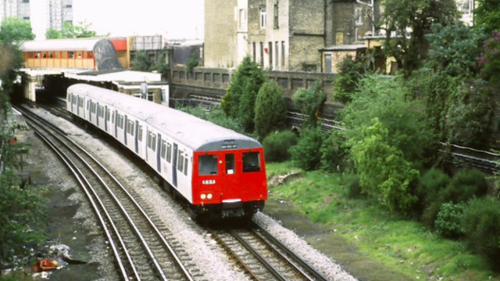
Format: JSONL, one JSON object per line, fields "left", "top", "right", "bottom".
{"left": 434, "top": 202, "right": 465, "bottom": 238}
{"left": 262, "top": 131, "right": 297, "bottom": 162}
{"left": 416, "top": 169, "right": 451, "bottom": 225}
{"left": 461, "top": 197, "right": 500, "bottom": 270}
{"left": 421, "top": 168, "right": 488, "bottom": 228}
{"left": 289, "top": 127, "right": 326, "bottom": 171}
{"left": 441, "top": 168, "right": 488, "bottom": 203}
{"left": 343, "top": 173, "right": 363, "bottom": 199}
{"left": 320, "top": 131, "right": 349, "bottom": 173}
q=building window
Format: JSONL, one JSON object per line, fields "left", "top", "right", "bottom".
{"left": 253, "top": 42, "right": 256, "bottom": 62}
{"left": 260, "top": 8, "right": 266, "bottom": 29}
{"left": 274, "top": 4, "right": 279, "bottom": 29}
{"left": 268, "top": 42, "right": 273, "bottom": 69}
{"left": 281, "top": 41, "right": 285, "bottom": 67}
{"left": 355, "top": 7, "right": 363, "bottom": 26}
{"left": 260, "top": 42, "right": 264, "bottom": 66}
{"left": 275, "top": 41, "right": 279, "bottom": 67}
{"left": 325, "top": 54, "right": 332, "bottom": 73}
{"left": 239, "top": 9, "right": 247, "bottom": 29}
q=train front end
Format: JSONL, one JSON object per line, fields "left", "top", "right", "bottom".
{"left": 191, "top": 140, "right": 267, "bottom": 220}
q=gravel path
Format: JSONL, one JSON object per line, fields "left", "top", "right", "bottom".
{"left": 25, "top": 107, "right": 357, "bottom": 281}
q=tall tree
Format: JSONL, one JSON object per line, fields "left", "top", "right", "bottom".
{"left": 45, "top": 27, "right": 62, "bottom": 39}
{"left": 474, "top": 0, "right": 500, "bottom": 35}
{"left": 379, "top": 0, "right": 459, "bottom": 77}
{"left": 254, "top": 80, "right": 287, "bottom": 141}
{"left": 221, "top": 56, "right": 265, "bottom": 133}
{"left": 61, "top": 21, "right": 98, "bottom": 38}
{"left": 0, "top": 17, "right": 35, "bottom": 43}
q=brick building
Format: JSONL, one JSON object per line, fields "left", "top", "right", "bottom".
{"left": 204, "top": 0, "right": 381, "bottom": 73}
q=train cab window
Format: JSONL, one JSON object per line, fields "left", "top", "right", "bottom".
{"left": 225, "top": 154, "right": 235, "bottom": 175}
{"left": 166, "top": 143, "right": 172, "bottom": 163}
{"left": 127, "top": 120, "right": 134, "bottom": 136}
{"left": 243, "top": 152, "right": 261, "bottom": 172}
{"left": 198, "top": 155, "right": 218, "bottom": 175}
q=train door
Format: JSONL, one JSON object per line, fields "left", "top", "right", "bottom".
{"left": 134, "top": 120, "right": 139, "bottom": 154}
{"left": 156, "top": 134, "right": 162, "bottom": 173}
{"left": 104, "top": 106, "right": 109, "bottom": 132}
{"left": 124, "top": 115, "right": 128, "bottom": 146}
{"left": 222, "top": 152, "right": 239, "bottom": 200}
{"left": 96, "top": 103, "right": 100, "bottom": 127}
{"left": 172, "top": 143, "right": 178, "bottom": 188}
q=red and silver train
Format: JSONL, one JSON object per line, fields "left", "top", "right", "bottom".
{"left": 66, "top": 84, "right": 267, "bottom": 220}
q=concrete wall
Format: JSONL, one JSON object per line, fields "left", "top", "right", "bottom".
{"left": 169, "top": 65, "right": 341, "bottom": 118}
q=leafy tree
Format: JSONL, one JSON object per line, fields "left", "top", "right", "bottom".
{"left": 292, "top": 81, "right": 326, "bottom": 128}
{"left": 425, "top": 23, "right": 485, "bottom": 78}
{"left": 477, "top": 30, "right": 500, "bottom": 83}
{"left": 61, "top": 21, "right": 97, "bottom": 38}
{"left": 445, "top": 80, "right": 493, "bottom": 147}
{"left": 45, "top": 27, "right": 62, "bottom": 39}
{"left": 407, "top": 23, "right": 487, "bottom": 144}
{"left": 131, "top": 51, "right": 154, "bottom": 72}
{"left": 254, "top": 80, "right": 287, "bottom": 141}
{"left": 0, "top": 18, "right": 30, "bottom": 118}
{"left": 332, "top": 55, "right": 365, "bottom": 104}
{"left": 340, "top": 75, "right": 435, "bottom": 213}
{"left": 474, "top": 0, "right": 500, "bottom": 35}
{"left": 0, "top": 17, "right": 35, "bottom": 43}
{"left": 221, "top": 56, "right": 265, "bottom": 132}
{"left": 379, "top": 0, "right": 459, "bottom": 77}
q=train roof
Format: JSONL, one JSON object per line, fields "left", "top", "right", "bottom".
{"left": 67, "top": 84, "right": 262, "bottom": 151}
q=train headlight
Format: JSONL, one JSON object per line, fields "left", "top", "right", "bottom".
{"left": 207, "top": 193, "right": 213, "bottom": 199}
{"left": 201, "top": 194, "right": 206, "bottom": 200}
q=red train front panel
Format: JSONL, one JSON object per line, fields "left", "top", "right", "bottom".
{"left": 191, "top": 148, "right": 267, "bottom": 218}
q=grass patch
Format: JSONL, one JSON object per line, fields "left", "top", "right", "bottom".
{"left": 267, "top": 162, "right": 499, "bottom": 281}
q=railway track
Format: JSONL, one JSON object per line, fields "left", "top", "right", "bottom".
{"left": 17, "top": 105, "right": 197, "bottom": 281}
{"left": 209, "top": 222, "right": 329, "bottom": 281}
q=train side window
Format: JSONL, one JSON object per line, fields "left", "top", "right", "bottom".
{"left": 127, "top": 120, "right": 134, "bottom": 136}
{"left": 225, "top": 154, "right": 235, "bottom": 174}
{"left": 243, "top": 152, "right": 261, "bottom": 172}
{"left": 98, "top": 106, "right": 104, "bottom": 118}
{"left": 147, "top": 132, "right": 156, "bottom": 151}
{"left": 178, "top": 152, "right": 184, "bottom": 172}
{"left": 112, "top": 111, "right": 115, "bottom": 124}
{"left": 160, "top": 140, "right": 167, "bottom": 159}
{"left": 166, "top": 143, "right": 172, "bottom": 163}
{"left": 78, "top": 97, "right": 83, "bottom": 107}
{"left": 106, "top": 108, "right": 110, "bottom": 121}
{"left": 138, "top": 125, "right": 143, "bottom": 141}
{"left": 184, "top": 158, "right": 188, "bottom": 175}
{"left": 198, "top": 155, "right": 218, "bottom": 175}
